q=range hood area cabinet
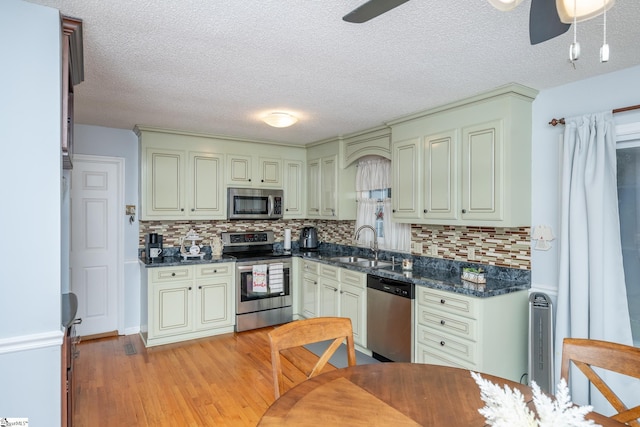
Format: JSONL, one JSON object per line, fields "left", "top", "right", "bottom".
{"left": 135, "top": 127, "right": 306, "bottom": 220}
{"left": 390, "top": 84, "right": 538, "bottom": 227}
{"left": 307, "top": 138, "right": 357, "bottom": 220}
{"left": 61, "top": 16, "right": 84, "bottom": 170}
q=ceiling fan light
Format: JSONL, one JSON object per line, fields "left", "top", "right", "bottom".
{"left": 262, "top": 112, "right": 298, "bottom": 128}
{"left": 487, "top": 0, "right": 523, "bottom": 12}
{"left": 557, "top": 0, "right": 615, "bottom": 23}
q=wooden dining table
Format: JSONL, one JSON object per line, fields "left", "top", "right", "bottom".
{"left": 257, "top": 363, "right": 624, "bottom": 426}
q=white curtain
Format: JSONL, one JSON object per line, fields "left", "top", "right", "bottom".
{"left": 355, "top": 157, "right": 410, "bottom": 252}
{"left": 554, "top": 112, "right": 636, "bottom": 414}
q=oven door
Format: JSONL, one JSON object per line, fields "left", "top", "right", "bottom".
{"left": 236, "top": 260, "right": 292, "bottom": 314}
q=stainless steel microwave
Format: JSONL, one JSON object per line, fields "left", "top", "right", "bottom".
{"left": 227, "top": 187, "right": 283, "bottom": 220}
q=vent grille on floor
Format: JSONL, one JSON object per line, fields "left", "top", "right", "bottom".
{"left": 124, "top": 342, "right": 137, "bottom": 356}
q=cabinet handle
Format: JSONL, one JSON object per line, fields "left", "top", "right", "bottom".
{"left": 440, "top": 299, "right": 445, "bottom": 304}
{"left": 440, "top": 341, "right": 446, "bottom": 346}
{"left": 440, "top": 320, "right": 445, "bottom": 325}
{"left": 73, "top": 318, "right": 83, "bottom": 325}
{"left": 461, "top": 209, "right": 467, "bottom": 214}
{"left": 172, "top": 272, "right": 176, "bottom": 277}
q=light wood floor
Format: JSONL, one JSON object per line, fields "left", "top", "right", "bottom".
{"left": 73, "top": 327, "right": 334, "bottom": 426}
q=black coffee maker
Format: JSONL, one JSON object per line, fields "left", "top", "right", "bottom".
{"left": 145, "top": 233, "right": 164, "bottom": 263}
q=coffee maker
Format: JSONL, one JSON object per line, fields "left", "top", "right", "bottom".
{"left": 145, "top": 233, "right": 164, "bottom": 263}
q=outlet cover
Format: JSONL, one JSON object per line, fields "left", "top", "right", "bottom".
{"left": 414, "top": 242, "right": 423, "bottom": 254}
{"left": 430, "top": 245, "right": 438, "bottom": 256}
{"left": 468, "top": 247, "right": 476, "bottom": 260}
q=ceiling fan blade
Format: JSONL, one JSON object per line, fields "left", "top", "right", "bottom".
{"left": 529, "top": 0, "right": 571, "bottom": 45}
{"left": 343, "top": 0, "right": 411, "bottom": 23}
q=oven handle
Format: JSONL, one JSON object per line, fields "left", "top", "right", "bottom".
{"left": 236, "top": 262, "right": 292, "bottom": 273}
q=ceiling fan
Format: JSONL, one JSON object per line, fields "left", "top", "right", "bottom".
{"left": 342, "top": 0, "right": 571, "bottom": 45}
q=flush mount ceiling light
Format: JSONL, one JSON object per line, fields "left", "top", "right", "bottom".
{"left": 487, "top": 0, "right": 523, "bottom": 11}
{"left": 557, "top": 0, "right": 615, "bottom": 23}
{"left": 262, "top": 112, "right": 298, "bottom": 128}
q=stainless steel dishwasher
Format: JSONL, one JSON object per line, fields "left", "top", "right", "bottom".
{"left": 366, "top": 275, "right": 414, "bottom": 362}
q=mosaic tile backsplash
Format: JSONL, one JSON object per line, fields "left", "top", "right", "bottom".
{"left": 140, "top": 220, "right": 530, "bottom": 270}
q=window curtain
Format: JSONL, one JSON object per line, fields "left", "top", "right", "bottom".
{"left": 554, "top": 112, "right": 636, "bottom": 414}
{"left": 355, "top": 157, "right": 410, "bottom": 252}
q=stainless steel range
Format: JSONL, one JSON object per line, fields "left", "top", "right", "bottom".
{"left": 221, "top": 231, "right": 292, "bottom": 332}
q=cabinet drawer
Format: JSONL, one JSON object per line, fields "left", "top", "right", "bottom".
{"left": 415, "top": 343, "right": 476, "bottom": 370}
{"left": 416, "top": 304, "right": 477, "bottom": 341}
{"left": 319, "top": 264, "right": 339, "bottom": 280}
{"left": 196, "top": 263, "right": 232, "bottom": 278}
{"left": 340, "top": 269, "right": 366, "bottom": 289}
{"left": 417, "top": 287, "right": 477, "bottom": 319}
{"left": 302, "top": 260, "right": 318, "bottom": 275}
{"left": 151, "top": 266, "right": 193, "bottom": 282}
{"left": 415, "top": 323, "right": 477, "bottom": 365}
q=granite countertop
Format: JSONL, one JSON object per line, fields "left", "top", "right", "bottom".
{"left": 138, "top": 245, "right": 530, "bottom": 298}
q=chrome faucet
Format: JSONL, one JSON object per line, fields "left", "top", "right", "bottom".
{"left": 354, "top": 225, "right": 379, "bottom": 260}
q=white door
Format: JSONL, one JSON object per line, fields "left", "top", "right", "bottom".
{"left": 70, "top": 155, "right": 123, "bottom": 337}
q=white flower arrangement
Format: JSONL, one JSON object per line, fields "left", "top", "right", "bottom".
{"left": 471, "top": 371, "right": 598, "bottom": 427}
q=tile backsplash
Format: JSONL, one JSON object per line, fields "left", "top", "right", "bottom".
{"left": 140, "top": 220, "right": 530, "bottom": 270}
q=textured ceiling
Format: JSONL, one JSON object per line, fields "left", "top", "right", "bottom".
{"left": 26, "top": 0, "right": 640, "bottom": 145}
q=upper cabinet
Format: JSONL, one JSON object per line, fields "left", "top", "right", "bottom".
{"left": 61, "top": 16, "right": 84, "bottom": 170}
{"left": 390, "top": 84, "right": 537, "bottom": 227}
{"left": 307, "top": 138, "right": 356, "bottom": 220}
{"left": 226, "top": 154, "right": 282, "bottom": 188}
{"left": 136, "top": 127, "right": 306, "bottom": 221}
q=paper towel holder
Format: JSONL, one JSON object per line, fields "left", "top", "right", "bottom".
{"left": 283, "top": 228, "right": 292, "bottom": 253}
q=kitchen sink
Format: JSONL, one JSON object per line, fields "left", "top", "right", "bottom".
{"left": 325, "top": 256, "right": 393, "bottom": 269}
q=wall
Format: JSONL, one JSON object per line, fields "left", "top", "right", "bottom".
{"left": 0, "top": 0, "right": 63, "bottom": 422}
{"left": 74, "top": 125, "right": 140, "bottom": 333}
{"left": 531, "top": 64, "right": 640, "bottom": 299}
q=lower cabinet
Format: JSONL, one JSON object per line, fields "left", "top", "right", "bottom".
{"left": 300, "top": 260, "right": 367, "bottom": 348}
{"left": 141, "top": 263, "right": 235, "bottom": 347}
{"left": 414, "top": 286, "right": 528, "bottom": 382}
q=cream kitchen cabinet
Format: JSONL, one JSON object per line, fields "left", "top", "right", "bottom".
{"left": 226, "top": 154, "right": 282, "bottom": 188}
{"left": 390, "top": 84, "right": 536, "bottom": 227}
{"left": 283, "top": 159, "right": 305, "bottom": 218}
{"left": 306, "top": 138, "right": 356, "bottom": 220}
{"left": 414, "top": 286, "right": 528, "bottom": 382}
{"left": 140, "top": 147, "right": 225, "bottom": 220}
{"left": 141, "top": 263, "right": 235, "bottom": 347}
{"left": 300, "top": 260, "right": 367, "bottom": 348}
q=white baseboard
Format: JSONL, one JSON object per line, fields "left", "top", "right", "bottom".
{"left": 0, "top": 330, "right": 64, "bottom": 355}
{"left": 124, "top": 326, "right": 140, "bottom": 336}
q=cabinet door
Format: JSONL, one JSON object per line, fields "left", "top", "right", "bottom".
{"left": 194, "top": 278, "right": 232, "bottom": 330}
{"left": 302, "top": 273, "right": 319, "bottom": 318}
{"left": 461, "top": 120, "right": 503, "bottom": 221}
{"left": 283, "top": 160, "right": 304, "bottom": 218}
{"left": 151, "top": 281, "right": 193, "bottom": 337}
{"left": 188, "top": 152, "right": 225, "bottom": 218}
{"left": 340, "top": 282, "right": 366, "bottom": 348}
{"left": 318, "top": 277, "right": 339, "bottom": 317}
{"left": 258, "top": 157, "right": 282, "bottom": 187}
{"left": 145, "top": 148, "right": 186, "bottom": 218}
{"left": 424, "top": 130, "right": 458, "bottom": 220}
{"left": 392, "top": 138, "right": 421, "bottom": 220}
{"left": 227, "top": 154, "right": 253, "bottom": 186}
{"left": 320, "top": 155, "right": 337, "bottom": 217}
{"left": 307, "top": 159, "right": 321, "bottom": 216}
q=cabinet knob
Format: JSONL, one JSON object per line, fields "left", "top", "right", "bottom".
{"left": 181, "top": 208, "right": 185, "bottom": 212}
{"left": 188, "top": 287, "right": 192, "bottom": 290}
{"left": 261, "top": 179, "right": 264, "bottom": 182}
{"left": 440, "top": 299, "right": 445, "bottom": 304}
{"left": 286, "top": 208, "right": 289, "bottom": 211}
{"left": 333, "top": 287, "right": 338, "bottom": 292}
{"left": 198, "top": 285, "right": 202, "bottom": 289}
{"left": 171, "top": 272, "right": 176, "bottom": 277}
{"left": 249, "top": 179, "right": 252, "bottom": 182}
{"left": 191, "top": 208, "right": 195, "bottom": 212}
{"left": 213, "top": 269, "right": 217, "bottom": 273}
{"left": 440, "top": 341, "right": 446, "bottom": 346}
{"left": 440, "top": 320, "right": 445, "bottom": 325}
{"left": 424, "top": 209, "right": 428, "bottom": 213}
{"left": 461, "top": 209, "right": 467, "bottom": 214}
{"left": 392, "top": 209, "right": 396, "bottom": 213}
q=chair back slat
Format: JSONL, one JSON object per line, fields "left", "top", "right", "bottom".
{"left": 561, "top": 338, "right": 640, "bottom": 427}
{"left": 268, "top": 317, "right": 357, "bottom": 399}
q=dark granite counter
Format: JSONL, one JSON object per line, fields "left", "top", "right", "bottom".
{"left": 138, "top": 243, "right": 530, "bottom": 298}
{"left": 61, "top": 292, "right": 78, "bottom": 329}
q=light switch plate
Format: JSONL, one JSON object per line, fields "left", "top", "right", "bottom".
{"left": 430, "top": 245, "right": 438, "bottom": 256}
{"left": 468, "top": 247, "right": 476, "bottom": 260}
{"left": 414, "top": 242, "right": 423, "bottom": 254}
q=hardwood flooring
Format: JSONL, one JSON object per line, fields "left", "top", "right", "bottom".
{"left": 73, "top": 327, "right": 335, "bottom": 426}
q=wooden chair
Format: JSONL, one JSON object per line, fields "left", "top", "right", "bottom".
{"left": 560, "top": 338, "right": 640, "bottom": 427}
{"left": 268, "top": 316, "right": 357, "bottom": 399}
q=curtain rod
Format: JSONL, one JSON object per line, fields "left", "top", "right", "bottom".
{"left": 548, "top": 104, "right": 640, "bottom": 126}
